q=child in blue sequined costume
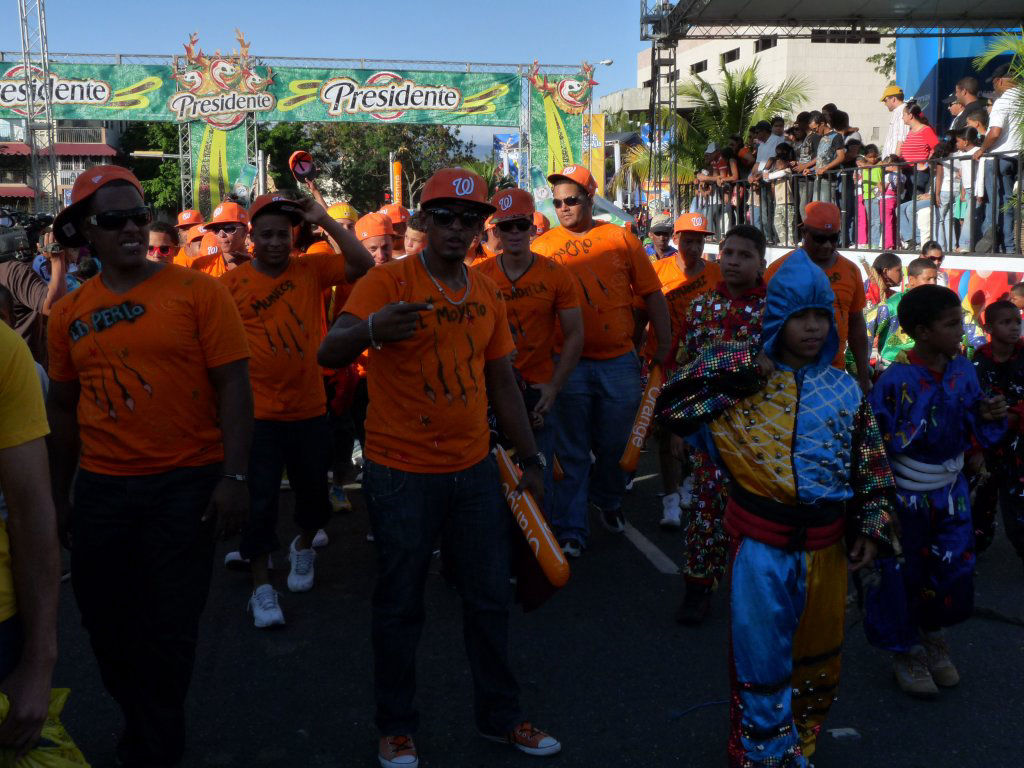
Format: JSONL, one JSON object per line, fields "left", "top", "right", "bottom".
{"left": 658, "top": 251, "right": 894, "bottom": 767}
{"left": 866, "top": 284, "right": 1007, "bottom": 698}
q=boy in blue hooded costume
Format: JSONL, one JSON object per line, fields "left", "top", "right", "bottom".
{"left": 657, "top": 251, "right": 894, "bottom": 767}
{"left": 866, "top": 285, "right": 1007, "bottom": 698}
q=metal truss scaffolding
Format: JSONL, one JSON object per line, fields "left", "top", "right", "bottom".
{"left": 17, "top": 0, "right": 59, "bottom": 213}
{"left": 641, "top": 2, "right": 681, "bottom": 215}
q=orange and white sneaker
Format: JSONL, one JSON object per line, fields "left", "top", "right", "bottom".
{"left": 481, "top": 721, "right": 561, "bottom": 756}
{"left": 378, "top": 734, "right": 418, "bottom": 768}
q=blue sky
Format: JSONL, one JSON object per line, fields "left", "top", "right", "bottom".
{"left": 1, "top": 0, "right": 642, "bottom": 153}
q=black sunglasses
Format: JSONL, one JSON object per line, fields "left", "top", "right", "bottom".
{"left": 427, "top": 208, "right": 485, "bottom": 229}
{"left": 496, "top": 219, "right": 532, "bottom": 233}
{"left": 84, "top": 207, "right": 152, "bottom": 231}
{"left": 209, "top": 223, "right": 246, "bottom": 234}
{"left": 552, "top": 196, "right": 584, "bottom": 209}
{"left": 810, "top": 232, "right": 839, "bottom": 244}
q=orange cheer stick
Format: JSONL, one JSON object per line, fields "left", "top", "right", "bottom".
{"left": 553, "top": 454, "right": 565, "bottom": 482}
{"left": 495, "top": 445, "right": 570, "bottom": 588}
{"left": 620, "top": 363, "right": 664, "bottom": 473}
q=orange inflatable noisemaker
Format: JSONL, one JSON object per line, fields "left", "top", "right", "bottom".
{"left": 619, "top": 363, "right": 664, "bottom": 473}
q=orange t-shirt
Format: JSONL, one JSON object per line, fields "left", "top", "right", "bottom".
{"left": 221, "top": 252, "right": 349, "bottom": 421}
{"left": 764, "top": 252, "right": 866, "bottom": 368}
{"left": 47, "top": 265, "right": 249, "bottom": 475}
{"left": 172, "top": 248, "right": 194, "bottom": 268}
{"left": 305, "top": 240, "right": 335, "bottom": 256}
{"left": 531, "top": 221, "right": 661, "bottom": 360}
{"left": 640, "top": 256, "right": 721, "bottom": 359}
{"left": 342, "top": 257, "right": 515, "bottom": 473}
{"left": 190, "top": 254, "right": 252, "bottom": 279}
{"left": 473, "top": 254, "right": 580, "bottom": 384}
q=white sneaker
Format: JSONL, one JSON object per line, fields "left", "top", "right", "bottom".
{"left": 248, "top": 584, "right": 285, "bottom": 628}
{"left": 224, "top": 552, "right": 273, "bottom": 572}
{"left": 678, "top": 476, "right": 695, "bottom": 510}
{"left": 312, "top": 528, "right": 329, "bottom": 548}
{"left": 287, "top": 536, "right": 316, "bottom": 592}
{"left": 660, "top": 492, "right": 682, "bottom": 529}
{"left": 560, "top": 539, "right": 582, "bottom": 558}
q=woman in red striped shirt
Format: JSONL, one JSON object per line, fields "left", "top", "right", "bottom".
{"left": 898, "top": 103, "right": 940, "bottom": 245}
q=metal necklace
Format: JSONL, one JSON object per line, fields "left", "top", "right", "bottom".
{"left": 420, "top": 253, "right": 471, "bottom": 307}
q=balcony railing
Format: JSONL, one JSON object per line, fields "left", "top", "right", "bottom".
{"left": 0, "top": 168, "right": 30, "bottom": 185}
{"left": 54, "top": 126, "right": 107, "bottom": 144}
{"left": 674, "top": 149, "right": 1024, "bottom": 256}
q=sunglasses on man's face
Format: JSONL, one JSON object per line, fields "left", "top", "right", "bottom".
{"left": 496, "top": 219, "right": 532, "bottom": 233}
{"left": 810, "top": 232, "right": 839, "bottom": 245}
{"left": 427, "top": 208, "right": 485, "bottom": 229}
{"left": 148, "top": 245, "right": 175, "bottom": 256}
{"left": 552, "top": 196, "right": 584, "bottom": 209}
{"left": 209, "top": 223, "right": 245, "bottom": 235}
{"left": 84, "top": 207, "right": 152, "bottom": 231}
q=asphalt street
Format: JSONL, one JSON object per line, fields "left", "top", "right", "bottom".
{"left": 53, "top": 449, "right": 1024, "bottom": 768}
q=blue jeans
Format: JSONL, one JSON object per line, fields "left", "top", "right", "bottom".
{"left": 365, "top": 456, "right": 521, "bottom": 736}
{"left": 934, "top": 191, "right": 953, "bottom": 251}
{"left": 983, "top": 156, "right": 1019, "bottom": 252}
{"left": 534, "top": 411, "right": 557, "bottom": 519}
{"left": 552, "top": 351, "right": 641, "bottom": 544}
{"left": 899, "top": 199, "right": 932, "bottom": 243}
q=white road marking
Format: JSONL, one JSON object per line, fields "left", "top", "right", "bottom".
{"left": 623, "top": 522, "right": 680, "bottom": 574}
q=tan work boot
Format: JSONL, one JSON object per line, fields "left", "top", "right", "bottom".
{"left": 922, "top": 631, "right": 960, "bottom": 687}
{"left": 893, "top": 647, "right": 939, "bottom": 698}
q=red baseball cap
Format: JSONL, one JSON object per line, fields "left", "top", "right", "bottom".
{"left": 533, "top": 211, "right": 551, "bottom": 234}
{"left": 207, "top": 201, "right": 250, "bottom": 227}
{"left": 490, "top": 188, "right": 535, "bottom": 223}
{"left": 547, "top": 165, "right": 597, "bottom": 196}
{"left": 54, "top": 165, "right": 145, "bottom": 247}
{"left": 420, "top": 168, "right": 495, "bottom": 212}
{"left": 378, "top": 203, "right": 410, "bottom": 225}
{"left": 355, "top": 212, "right": 394, "bottom": 241}
{"left": 673, "top": 213, "right": 713, "bottom": 235}
{"left": 802, "top": 202, "right": 841, "bottom": 232}
{"left": 176, "top": 209, "right": 201, "bottom": 228}
{"left": 247, "top": 194, "right": 303, "bottom": 224}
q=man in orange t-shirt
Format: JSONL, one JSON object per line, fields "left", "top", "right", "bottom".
{"left": 319, "top": 168, "right": 560, "bottom": 767}
{"left": 190, "top": 231, "right": 251, "bottom": 277}
{"left": 640, "top": 213, "right": 720, "bottom": 529}
{"left": 204, "top": 201, "right": 250, "bottom": 268}
{"left": 378, "top": 203, "right": 409, "bottom": 259}
{"left": 221, "top": 193, "right": 373, "bottom": 628}
{"left": 173, "top": 223, "right": 206, "bottom": 267}
{"left": 473, "top": 187, "right": 583, "bottom": 511}
{"left": 764, "top": 201, "right": 870, "bottom": 391}
{"left": 46, "top": 166, "right": 253, "bottom": 767}
{"left": 357, "top": 212, "right": 395, "bottom": 266}
{"left": 531, "top": 165, "right": 671, "bottom": 551}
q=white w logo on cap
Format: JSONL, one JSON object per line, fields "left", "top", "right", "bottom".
{"left": 92, "top": 175, "right": 103, "bottom": 183}
{"left": 498, "top": 195, "right": 513, "bottom": 211}
{"left": 563, "top": 166, "right": 576, "bottom": 174}
{"left": 451, "top": 177, "right": 475, "bottom": 197}
{"left": 693, "top": 215, "right": 704, "bottom": 226}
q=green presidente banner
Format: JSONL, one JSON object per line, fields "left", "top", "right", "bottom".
{"left": 0, "top": 33, "right": 522, "bottom": 127}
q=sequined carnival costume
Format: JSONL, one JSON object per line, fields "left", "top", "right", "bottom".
{"left": 658, "top": 252, "right": 894, "bottom": 767}
{"left": 865, "top": 350, "right": 1005, "bottom": 652}
{"left": 661, "top": 281, "right": 767, "bottom": 590}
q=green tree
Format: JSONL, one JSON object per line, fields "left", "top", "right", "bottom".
{"left": 118, "top": 122, "right": 182, "bottom": 213}
{"left": 867, "top": 41, "right": 897, "bottom": 83}
{"left": 304, "top": 123, "right": 473, "bottom": 212}
{"left": 256, "top": 122, "right": 308, "bottom": 192}
{"left": 975, "top": 28, "right": 1024, "bottom": 145}
{"left": 462, "top": 158, "right": 516, "bottom": 198}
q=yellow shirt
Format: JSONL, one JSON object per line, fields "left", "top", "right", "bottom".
{"left": 0, "top": 322, "right": 50, "bottom": 621}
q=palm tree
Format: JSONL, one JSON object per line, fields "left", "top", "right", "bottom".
{"left": 678, "top": 60, "right": 809, "bottom": 152}
{"left": 607, "top": 61, "right": 808, "bottom": 208}
{"left": 461, "top": 158, "right": 517, "bottom": 199}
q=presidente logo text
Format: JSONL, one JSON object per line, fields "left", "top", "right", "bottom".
{"left": 320, "top": 71, "right": 462, "bottom": 121}
{"left": 0, "top": 65, "right": 111, "bottom": 115}
{"left": 169, "top": 30, "right": 275, "bottom": 128}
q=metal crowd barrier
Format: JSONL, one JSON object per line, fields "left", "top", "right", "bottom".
{"left": 679, "top": 150, "right": 1022, "bottom": 255}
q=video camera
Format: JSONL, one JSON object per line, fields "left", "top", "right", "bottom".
{"left": 0, "top": 208, "right": 54, "bottom": 263}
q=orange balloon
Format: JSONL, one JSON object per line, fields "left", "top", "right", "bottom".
{"left": 495, "top": 445, "right": 569, "bottom": 588}
{"left": 620, "top": 364, "right": 665, "bottom": 472}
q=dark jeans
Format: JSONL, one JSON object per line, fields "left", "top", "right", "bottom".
{"left": 0, "top": 614, "right": 22, "bottom": 681}
{"left": 240, "top": 416, "right": 332, "bottom": 559}
{"left": 329, "top": 377, "right": 369, "bottom": 483}
{"left": 71, "top": 464, "right": 220, "bottom": 768}
{"left": 365, "top": 456, "right": 521, "bottom": 736}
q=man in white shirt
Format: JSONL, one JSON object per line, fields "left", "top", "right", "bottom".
{"left": 748, "top": 118, "right": 785, "bottom": 241}
{"left": 881, "top": 85, "right": 909, "bottom": 158}
{"left": 974, "top": 63, "right": 1021, "bottom": 252}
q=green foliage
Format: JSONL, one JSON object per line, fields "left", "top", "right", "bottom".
{"left": 974, "top": 28, "right": 1024, "bottom": 146}
{"left": 119, "top": 122, "right": 182, "bottom": 213}
{"left": 867, "top": 39, "right": 897, "bottom": 83}
{"left": 302, "top": 123, "right": 474, "bottom": 213}
{"left": 462, "top": 158, "right": 517, "bottom": 198}
{"left": 256, "top": 123, "right": 308, "bottom": 192}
